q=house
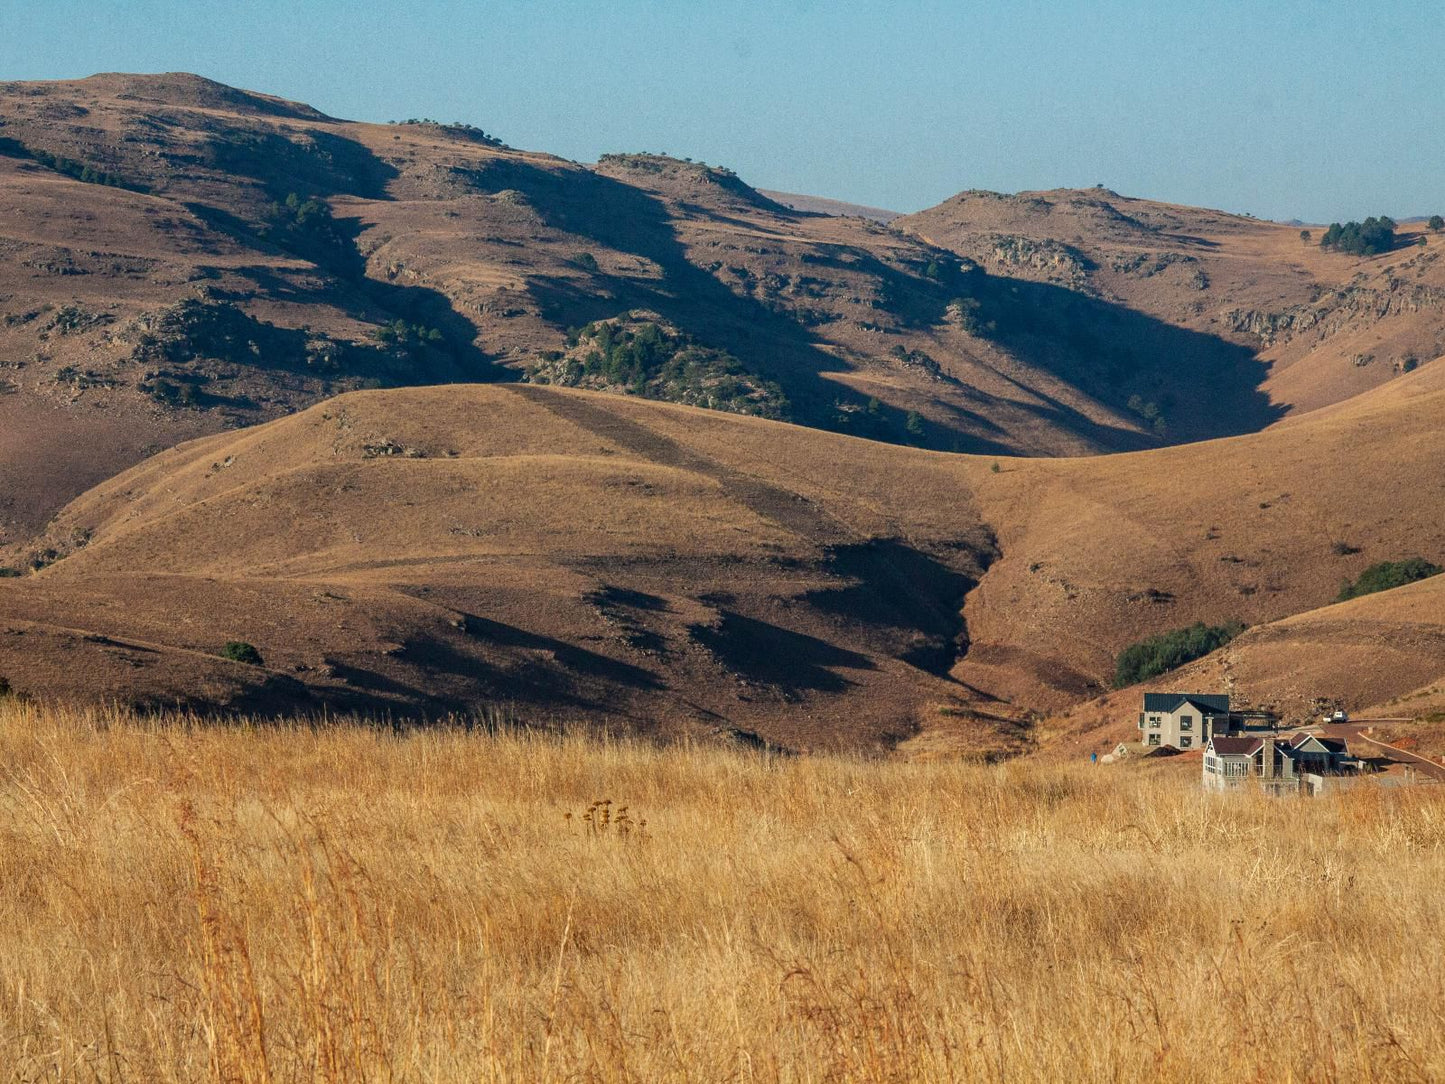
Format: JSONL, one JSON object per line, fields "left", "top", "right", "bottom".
{"left": 1137, "top": 693, "right": 1232, "bottom": 750}
{"left": 1202, "top": 732, "right": 1361, "bottom": 795}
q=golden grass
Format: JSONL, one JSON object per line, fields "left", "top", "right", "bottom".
{"left": 2, "top": 700, "right": 1443, "bottom": 1082}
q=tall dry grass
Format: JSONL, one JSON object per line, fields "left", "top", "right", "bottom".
{"left": 1, "top": 699, "right": 1443, "bottom": 1082}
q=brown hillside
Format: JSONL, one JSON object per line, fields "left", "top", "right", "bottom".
{"left": 901, "top": 187, "right": 1445, "bottom": 420}
{"left": 1, "top": 73, "right": 1310, "bottom": 545}
{"left": 1040, "top": 573, "right": 1445, "bottom": 759}
{"left": 3, "top": 361, "right": 1443, "bottom": 753}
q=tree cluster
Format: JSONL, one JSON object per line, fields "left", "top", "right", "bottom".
{"left": 1336, "top": 558, "right": 1442, "bottom": 602}
{"left": 1320, "top": 217, "right": 1396, "bottom": 256}
{"left": 1112, "top": 621, "right": 1245, "bottom": 688}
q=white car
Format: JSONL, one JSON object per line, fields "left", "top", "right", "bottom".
{"left": 1322, "top": 710, "right": 1349, "bottom": 724}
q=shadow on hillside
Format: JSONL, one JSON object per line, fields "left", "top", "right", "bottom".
{"left": 972, "top": 274, "right": 1286, "bottom": 441}
{"left": 461, "top": 159, "right": 908, "bottom": 431}
{"left": 689, "top": 610, "right": 875, "bottom": 696}
{"left": 180, "top": 124, "right": 506, "bottom": 386}
{"left": 487, "top": 159, "right": 1282, "bottom": 447}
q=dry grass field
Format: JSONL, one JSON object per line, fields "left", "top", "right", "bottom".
{"left": 3, "top": 698, "right": 1444, "bottom": 1082}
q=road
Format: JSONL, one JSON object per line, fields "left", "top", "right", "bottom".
{"left": 1318, "top": 723, "right": 1445, "bottom": 782}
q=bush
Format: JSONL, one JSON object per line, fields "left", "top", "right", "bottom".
{"left": 1113, "top": 621, "right": 1245, "bottom": 688}
{"left": 1336, "top": 558, "right": 1442, "bottom": 602}
{"left": 0, "top": 676, "right": 10, "bottom": 697}
{"left": 221, "top": 641, "right": 264, "bottom": 666}
{"left": 1429, "top": 215, "right": 1444, "bottom": 232}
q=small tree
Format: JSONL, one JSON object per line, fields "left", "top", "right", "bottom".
{"left": 1299, "top": 229, "right": 1312, "bottom": 244}
{"left": 904, "top": 411, "right": 925, "bottom": 440}
{"left": 1430, "top": 215, "right": 1444, "bottom": 232}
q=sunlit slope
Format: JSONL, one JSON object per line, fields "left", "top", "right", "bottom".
{"left": 3, "top": 361, "right": 1443, "bottom": 750}
{"left": 903, "top": 187, "right": 1445, "bottom": 419}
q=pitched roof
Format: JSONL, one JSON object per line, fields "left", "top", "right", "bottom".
{"left": 1143, "top": 692, "right": 1231, "bottom": 714}
{"left": 1208, "top": 736, "right": 1261, "bottom": 755}
{"left": 1291, "top": 733, "right": 1349, "bottom": 754}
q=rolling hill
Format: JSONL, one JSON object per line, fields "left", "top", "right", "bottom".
{"left": 900, "top": 187, "right": 1445, "bottom": 419}
{"left": 3, "top": 72, "right": 1444, "bottom": 755}
{"left": 1, "top": 358, "right": 1442, "bottom": 755}
{"left": 6, "top": 70, "right": 1406, "bottom": 549}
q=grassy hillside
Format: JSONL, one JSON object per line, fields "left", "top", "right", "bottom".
{"left": 2, "top": 701, "right": 1443, "bottom": 1082}
{"left": 1, "top": 360, "right": 1442, "bottom": 751}
{"left": 901, "top": 187, "right": 1445, "bottom": 418}
{"left": 0, "top": 71, "right": 1363, "bottom": 545}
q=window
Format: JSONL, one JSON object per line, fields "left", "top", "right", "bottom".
{"left": 1147, "top": 734, "right": 1161, "bottom": 746}
{"left": 1180, "top": 715, "right": 1194, "bottom": 731}
{"left": 1148, "top": 716, "right": 1160, "bottom": 729}
{"left": 1180, "top": 736, "right": 1192, "bottom": 748}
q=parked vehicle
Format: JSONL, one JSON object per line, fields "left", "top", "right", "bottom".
{"left": 1322, "top": 709, "right": 1349, "bottom": 724}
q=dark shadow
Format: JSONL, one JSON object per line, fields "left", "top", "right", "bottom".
{"left": 803, "top": 538, "right": 990, "bottom": 677}
{"left": 200, "top": 125, "right": 398, "bottom": 202}
{"left": 457, "top": 613, "right": 666, "bottom": 690}
{"left": 968, "top": 273, "right": 1287, "bottom": 441}
{"left": 689, "top": 611, "right": 875, "bottom": 695}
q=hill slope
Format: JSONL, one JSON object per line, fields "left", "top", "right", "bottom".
{"left": 901, "top": 187, "right": 1445, "bottom": 421}
{"left": 0, "top": 72, "right": 1327, "bottom": 544}
{"left": 2, "top": 362, "right": 1443, "bottom": 753}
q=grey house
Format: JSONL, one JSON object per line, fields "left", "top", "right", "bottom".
{"left": 1137, "top": 693, "right": 1231, "bottom": 750}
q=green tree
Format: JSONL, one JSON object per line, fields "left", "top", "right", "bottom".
{"left": 1430, "top": 215, "right": 1445, "bottom": 232}
{"left": 904, "top": 411, "right": 925, "bottom": 440}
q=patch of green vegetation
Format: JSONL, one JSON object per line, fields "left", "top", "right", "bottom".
{"left": 1320, "top": 217, "right": 1396, "bottom": 256}
{"left": 1126, "top": 394, "right": 1168, "bottom": 435}
{"left": 0, "top": 567, "right": 21, "bottom": 578}
{"left": 1113, "top": 621, "right": 1246, "bottom": 688}
{"left": 221, "top": 641, "right": 264, "bottom": 666}
{"left": 20, "top": 144, "right": 145, "bottom": 192}
{"left": 1336, "top": 558, "right": 1442, "bottom": 602}
{"left": 261, "top": 192, "right": 357, "bottom": 270}
{"left": 526, "top": 318, "right": 790, "bottom": 420}
{"left": 1429, "top": 215, "right": 1444, "bottom": 232}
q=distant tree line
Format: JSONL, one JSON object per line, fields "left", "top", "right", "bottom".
{"left": 1320, "top": 217, "right": 1396, "bottom": 256}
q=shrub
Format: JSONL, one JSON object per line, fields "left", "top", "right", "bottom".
{"left": 0, "top": 676, "right": 10, "bottom": 697}
{"left": 1113, "top": 621, "right": 1245, "bottom": 688}
{"left": 221, "top": 641, "right": 264, "bottom": 666}
{"left": 1429, "top": 215, "right": 1444, "bottom": 232}
{"left": 1336, "top": 558, "right": 1442, "bottom": 602}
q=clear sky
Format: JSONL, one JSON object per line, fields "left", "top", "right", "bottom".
{"left": 3, "top": 0, "right": 1441, "bottom": 221}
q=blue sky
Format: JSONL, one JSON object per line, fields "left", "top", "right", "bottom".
{"left": 3, "top": 0, "right": 1441, "bottom": 221}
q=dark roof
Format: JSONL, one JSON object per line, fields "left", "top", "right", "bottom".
{"left": 1143, "top": 692, "right": 1231, "bottom": 714}
{"left": 1208, "top": 736, "right": 1261, "bottom": 755}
